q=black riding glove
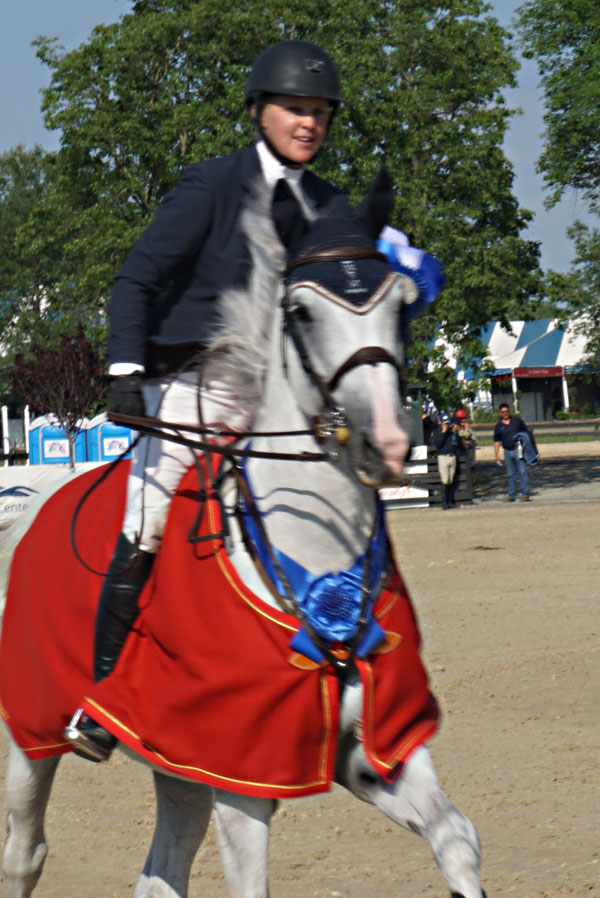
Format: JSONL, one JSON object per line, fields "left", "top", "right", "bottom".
{"left": 107, "top": 373, "right": 146, "bottom": 418}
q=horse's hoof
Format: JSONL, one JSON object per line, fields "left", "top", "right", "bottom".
{"left": 450, "top": 893, "right": 487, "bottom": 898}
{"left": 64, "top": 711, "right": 117, "bottom": 763}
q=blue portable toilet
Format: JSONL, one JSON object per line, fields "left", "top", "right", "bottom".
{"left": 28, "top": 415, "right": 88, "bottom": 465}
{"left": 86, "top": 413, "right": 135, "bottom": 462}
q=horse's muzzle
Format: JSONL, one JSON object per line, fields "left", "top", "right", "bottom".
{"left": 353, "top": 433, "right": 410, "bottom": 489}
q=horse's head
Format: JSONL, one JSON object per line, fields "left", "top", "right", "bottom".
{"left": 276, "top": 179, "right": 419, "bottom": 488}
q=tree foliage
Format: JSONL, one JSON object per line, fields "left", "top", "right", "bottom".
{"left": 517, "top": 0, "right": 600, "bottom": 370}
{"left": 517, "top": 0, "right": 600, "bottom": 212}
{"left": 0, "top": 146, "right": 53, "bottom": 338}
{"left": 546, "top": 222, "right": 600, "bottom": 367}
{"left": 1, "top": 0, "right": 544, "bottom": 412}
{"left": 10, "top": 325, "right": 107, "bottom": 467}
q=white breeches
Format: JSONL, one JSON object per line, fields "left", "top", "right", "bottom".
{"left": 437, "top": 454, "right": 457, "bottom": 485}
{"left": 122, "top": 372, "right": 251, "bottom": 553}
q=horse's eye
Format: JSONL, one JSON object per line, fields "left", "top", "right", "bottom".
{"left": 292, "top": 305, "right": 312, "bottom": 324}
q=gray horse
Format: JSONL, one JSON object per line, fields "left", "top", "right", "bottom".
{"left": 0, "top": 181, "right": 487, "bottom": 898}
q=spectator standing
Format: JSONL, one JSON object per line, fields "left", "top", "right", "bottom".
{"left": 493, "top": 403, "right": 534, "bottom": 501}
{"left": 421, "top": 403, "right": 436, "bottom": 446}
{"left": 454, "top": 408, "right": 476, "bottom": 470}
{"left": 432, "top": 412, "right": 463, "bottom": 509}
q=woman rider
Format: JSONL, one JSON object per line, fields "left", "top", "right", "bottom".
{"left": 64, "top": 40, "right": 350, "bottom": 762}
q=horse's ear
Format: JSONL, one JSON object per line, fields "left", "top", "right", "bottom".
{"left": 354, "top": 165, "right": 394, "bottom": 239}
{"left": 272, "top": 179, "right": 310, "bottom": 251}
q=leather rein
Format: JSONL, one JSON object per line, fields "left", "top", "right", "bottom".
{"left": 106, "top": 247, "right": 402, "bottom": 672}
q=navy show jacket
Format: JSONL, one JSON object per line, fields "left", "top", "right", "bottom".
{"left": 108, "top": 144, "right": 349, "bottom": 369}
{"left": 432, "top": 426, "right": 463, "bottom": 455}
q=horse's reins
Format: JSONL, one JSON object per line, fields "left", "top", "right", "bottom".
{"left": 108, "top": 412, "right": 332, "bottom": 462}
{"left": 76, "top": 244, "right": 403, "bottom": 669}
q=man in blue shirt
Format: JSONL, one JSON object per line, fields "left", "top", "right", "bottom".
{"left": 493, "top": 403, "right": 531, "bottom": 501}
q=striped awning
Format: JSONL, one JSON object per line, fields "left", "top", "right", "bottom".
{"left": 476, "top": 320, "right": 589, "bottom": 375}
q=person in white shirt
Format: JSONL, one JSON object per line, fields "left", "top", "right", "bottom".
{"left": 65, "top": 40, "right": 350, "bottom": 762}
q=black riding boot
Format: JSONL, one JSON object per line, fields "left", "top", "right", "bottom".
{"left": 448, "top": 480, "right": 456, "bottom": 508}
{"left": 64, "top": 532, "right": 155, "bottom": 762}
{"left": 93, "top": 532, "right": 155, "bottom": 681}
{"left": 441, "top": 483, "right": 449, "bottom": 509}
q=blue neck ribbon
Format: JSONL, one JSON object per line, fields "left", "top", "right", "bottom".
{"left": 239, "top": 457, "right": 388, "bottom": 663}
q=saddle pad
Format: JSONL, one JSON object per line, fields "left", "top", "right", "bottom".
{"left": 0, "top": 462, "right": 439, "bottom": 797}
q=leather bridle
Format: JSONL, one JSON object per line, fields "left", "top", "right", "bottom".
{"left": 283, "top": 246, "right": 390, "bottom": 276}
{"left": 109, "top": 247, "right": 406, "bottom": 460}
{"left": 282, "top": 246, "right": 405, "bottom": 444}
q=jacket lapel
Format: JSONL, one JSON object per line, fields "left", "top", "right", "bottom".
{"left": 240, "top": 145, "right": 265, "bottom": 195}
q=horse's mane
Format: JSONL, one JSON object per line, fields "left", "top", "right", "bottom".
{"left": 204, "top": 179, "right": 286, "bottom": 416}
{"left": 0, "top": 185, "right": 286, "bottom": 622}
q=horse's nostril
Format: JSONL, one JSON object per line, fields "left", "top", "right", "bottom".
{"left": 360, "top": 435, "right": 381, "bottom": 464}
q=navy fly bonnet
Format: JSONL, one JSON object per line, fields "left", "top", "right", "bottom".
{"left": 284, "top": 217, "right": 392, "bottom": 306}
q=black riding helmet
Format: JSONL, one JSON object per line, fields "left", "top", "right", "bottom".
{"left": 246, "top": 40, "right": 342, "bottom": 108}
{"left": 246, "top": 40, "right": 342, "bottom": 165}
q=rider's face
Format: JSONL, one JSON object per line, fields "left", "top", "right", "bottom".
{"left": 260, "top": 95, "right": 331, "bottom": 166}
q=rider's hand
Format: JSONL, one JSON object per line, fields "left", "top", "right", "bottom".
{"left": 107, "top": 374, "right": 146, "bottom": 418}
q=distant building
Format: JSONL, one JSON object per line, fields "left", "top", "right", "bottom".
{"left": 453, "top": 319, "right": 598, "bottom": 420}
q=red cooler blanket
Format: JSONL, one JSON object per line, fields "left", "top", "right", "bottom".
{"left": 0, "top": 462, "right": 439, "bottom": 797}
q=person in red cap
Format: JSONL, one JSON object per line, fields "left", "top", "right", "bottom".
{"left": 454, "top": 408, "right": 476, "bottom": 471}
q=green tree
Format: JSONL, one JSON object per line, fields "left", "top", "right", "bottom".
{"left": 517, "top": 0, "right": 600, "bottom": 212}
{"left": 0, "top": 146, "right": 53, "bottom": 339}
{"left": 518, "top": 0, "right": 600, "bottom": 365}
{"left": 546, "top": 222, "right": 600, "bottom": 367}
{"left": 0, "top": 146, "right": 106, "bottom": 393}
{"left": 11, "top": 0, "right": 542, "bottom": 404}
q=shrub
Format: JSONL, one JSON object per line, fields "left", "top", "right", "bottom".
{"left": 472, "top": 407, "right": 498, "bottom": 423}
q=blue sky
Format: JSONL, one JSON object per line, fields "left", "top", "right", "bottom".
{"left": 1, "top": 0, "right": 595, "bottom": 273}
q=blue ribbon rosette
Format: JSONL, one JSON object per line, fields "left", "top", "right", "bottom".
{"left": 377, "top": 225, "right": 445, "bottom": 320}
{"left": 239, "top": 461, "right": 388, "bottom": 662}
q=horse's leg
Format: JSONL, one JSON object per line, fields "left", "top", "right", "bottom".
{"left": 339, "top": 741, "right": 485, "bottom": 898}
{"left": 132, "top": 772, "right": 213, "bottom": 898}
{"left": 2, "top": 739, "right": 60, "bottom": 898}
{"left": 213, "top": 789, "right": 275, "bottom": 898}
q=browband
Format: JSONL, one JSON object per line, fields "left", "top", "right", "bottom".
{"left": 284, "top": 246, "right": 389, "bottom": 277}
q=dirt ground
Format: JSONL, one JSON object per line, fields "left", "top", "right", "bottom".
{"left": 1, "top": 444, "right": 598, "bottom": 897}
